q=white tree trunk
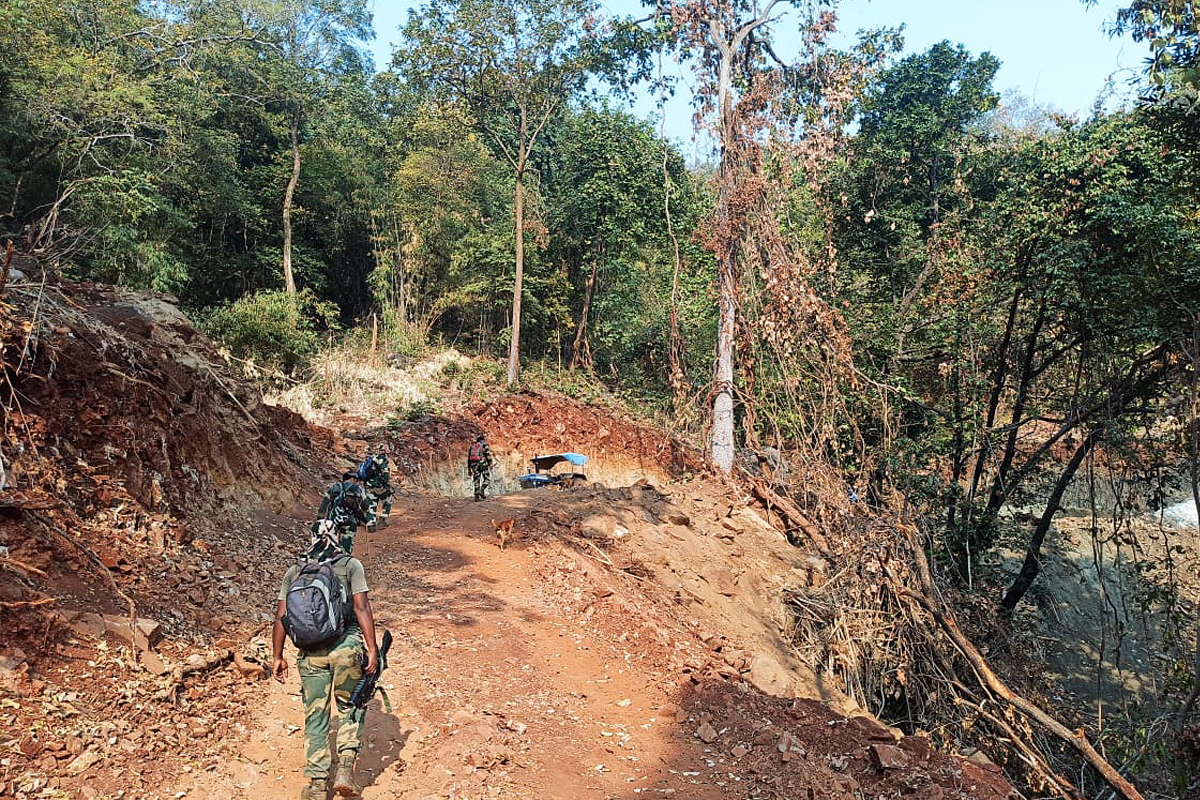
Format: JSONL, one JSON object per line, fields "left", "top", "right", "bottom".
{"left": 712, "top": 264, "right": 736, "bottom": 472}
{"left": 506, "top": 170, "right": 525, "bottom": 386}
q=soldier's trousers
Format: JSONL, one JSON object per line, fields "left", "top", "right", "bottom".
{"left": 298, "top": 630, "right": 365, "bottom": 779}
{"left": 366, "top": 493, "right": 391, "bottom": 527}
{"left": 470, "top": 466, "right": 490, "bottom": 500}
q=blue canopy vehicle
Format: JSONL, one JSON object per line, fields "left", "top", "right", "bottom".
{"left": 518, "top": 452, "right": 588, "bottom": 489}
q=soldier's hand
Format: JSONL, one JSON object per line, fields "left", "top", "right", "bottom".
{"left": 364, "top": 649, "right": 379, "bottom": 676}
{"left": 273, "top": 656, "right": 289, "bottom": 683}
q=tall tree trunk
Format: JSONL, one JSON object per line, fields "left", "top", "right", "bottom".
{"left": 965, "top": 285, "right": 1023, "bottom": 514}
{"left": 507, "top": 164, "right": 526, "bottom": 386}
{"left": 571, "top": 257, "right": 599, "bottom": 370}
{"left": 1001, "top": 429, "right": 1100, "bottom": 612}
{"left": 710, "top": 37, "right": 738, "bottom": 475}
{"left": 281, "top": 110, "right": 300, "bottom": 295}
{"left": 712, "top": 257, "right": 737, "bottom": 473}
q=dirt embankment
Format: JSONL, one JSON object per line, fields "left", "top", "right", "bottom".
{"left": 1, "top": 282, "right": 342, "bottom": 797}
{"left": 0, "top": 282, "right": 1013, "bottom": 799}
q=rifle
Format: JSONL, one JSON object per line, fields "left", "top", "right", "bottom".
{"left": 349, "top": 629, "right": 392, "bottom": 710}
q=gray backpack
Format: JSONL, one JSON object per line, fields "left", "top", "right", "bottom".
{"left": 282, "top": 558, "right": 349, "bottom": 651}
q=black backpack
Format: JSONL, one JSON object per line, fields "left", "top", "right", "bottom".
{"left": 282, "top": 557, "right": 350, "bottom": 650}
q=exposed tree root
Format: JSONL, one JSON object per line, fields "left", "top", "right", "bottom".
{"left": 0, "top": 597, "right": 56, "bottom": 609}
{"left": 159, "top": 649, "right": 235, "bottom": 704}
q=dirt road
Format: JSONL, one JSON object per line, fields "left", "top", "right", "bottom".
{"left": 179, "top": 490, "right": 732, "bottom": 800}
{"left": 168, "top": 485, "right": 1011, "bottom": 800}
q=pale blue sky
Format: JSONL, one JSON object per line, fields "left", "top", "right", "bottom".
{"left": 367, "top": 0, "right": 1143, "bottom": 156}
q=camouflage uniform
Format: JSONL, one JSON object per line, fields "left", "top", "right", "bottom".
{"left": 467, "top": 439, "right": 493, "bottom": 501}
{"left": 279, "top": 551, "right": 370, "bottom": 784}
{"left": 298, "top": 628, "right": 366, "bottom": 780}
{"left": 362, "top": 455, "right": 393, "bottom": 531}
{"left": 317, "top": 481, "right": 368, "bottom": 553}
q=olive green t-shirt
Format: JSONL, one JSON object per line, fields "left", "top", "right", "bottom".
{"left": 278, "top": 556, "right": 369, "bottom": 601}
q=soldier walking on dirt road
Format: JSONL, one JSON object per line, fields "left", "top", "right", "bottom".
{"left": 467, "top": 434, "right": 493, "bottom": 501}
{"left": 356, "top": 452, "right": 393, "bottom": 532}
{"left": 317, "top": 478, "right": 369, "bottom": 553}
{"left": 273, "top": 521, "right": 381, "bottom": 799}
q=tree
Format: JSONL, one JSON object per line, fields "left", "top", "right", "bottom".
{"left": 542, "top": 106, "right": 679, "bottom": 369}
{"left": 396, "top": 0, "right": 649, "bottom": 385}
{"left": 830, "top": 42, "right": 999, "bottom": 554}
{"left": 665, "top": 0, "right": 896, "bottom": 472}
{"left": 265, "top": 0, "right": 372, "bottom": 295}
{"left": 1102, "top": 0, "right": 1199, "bottom": 105}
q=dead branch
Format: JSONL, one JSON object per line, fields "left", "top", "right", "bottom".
{"left": 743, "top": 474, "right": 833, "bottom": 557}
{"left": 0, "top": 597, "right": 56, "bottom": 609}
{"left": 203, "top": 364, "right": 258, "bottom": 426}
{"left": 961, "top": 697, "right": 1082, "bottom": 800}
{"left": 576, "top": 537, "right": 616, "bottom": 568}
{"left": 159, "top": 649, "right": 234, "bottom": 703}
{"left": 0, "top": 556, "right": 47, "bottom": 576}
{"left": 903, "top": 530, "right": 1146, "bottom": 800}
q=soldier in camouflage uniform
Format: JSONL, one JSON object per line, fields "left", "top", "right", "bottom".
{"left": 317, "top": 479, "right": 368, "bottom": 553}
{"left": 273, "top": 521, "right": 380, "bottom": 800}
{"left": 467, "top": 435, "right": 493, "bottom": 501}
{"left": 359, "top": 453, "right": 393, "bottom": 533}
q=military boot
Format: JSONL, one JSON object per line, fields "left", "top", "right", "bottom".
{"left": 299, "top": 778, "right": 325, "bottom": 800}
{"left": 332, "top": 754, "right": 361, "bottom": 797}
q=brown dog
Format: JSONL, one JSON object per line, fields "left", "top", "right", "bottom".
{"left": 491, "top": 517, "right": 516, "bottom": 550}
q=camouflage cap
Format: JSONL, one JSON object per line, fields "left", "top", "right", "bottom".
{"left": 308, "top": 519, "right": 343, "bottom": 561}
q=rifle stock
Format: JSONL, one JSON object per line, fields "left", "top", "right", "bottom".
{"left": 349, "top": 629, "right": 392, "bottom": 709}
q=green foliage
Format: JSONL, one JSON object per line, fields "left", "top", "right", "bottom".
{"left": 1103, "top": 0, "right": 1200, "bottom": 104}
{"left": 204, "top": 290, "right": 338, "bottom": 373}
{"left": 397, "top": 398, "right": 440, "bottom": 421}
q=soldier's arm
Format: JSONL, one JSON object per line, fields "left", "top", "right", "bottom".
{"left": 271, "top": 599, "right": 288, "bottom": 683}
{"left": 352, "top": 592, "right": 379, "bottom": 675}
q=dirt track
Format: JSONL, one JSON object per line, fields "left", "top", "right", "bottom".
{"left": 174, "top": 488, "right": 1010, "bottom": 800}
{"left": 181, "top": 490, "right": 731, "bottom": 799}
{"left": 0, "top": 284, "right": 1011, "bottom": 799}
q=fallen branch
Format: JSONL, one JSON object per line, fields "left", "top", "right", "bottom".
{"left": 903, "top": 529, "right": 1145, "bottom": 800}
{"left": 744, "top": 475, "right": 833, "bottom": 557}
{"left": 961, "top": 697, "right": 1082, "bottom": 800}
{"left": 576, "top": 537, "right": 616, "bottom": 568}
{"left": 0, "top": 597, "right": 56, "bottom": 609}
{"left": 203, "top": 364, "right": 259, "bottom": 426}
{"left": 159, "top": 649, "right": 234, "bottom": 703}
{"left": 0, "top": 556, "right": 47, "bottom": 576}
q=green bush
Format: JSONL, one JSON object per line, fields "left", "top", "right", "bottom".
{"left": 398, "top": 398, "right": 440, "bottom": 421}
{"left": 204, "top": 289, "right": 338, "bottom": 374}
